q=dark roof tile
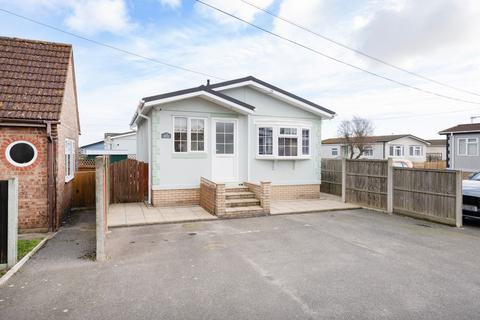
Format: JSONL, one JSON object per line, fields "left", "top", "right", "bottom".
{"left": 439, "top": 123, "right": 480, "bottom": 134}
{"left": 0, "top": 36, "right": 71, "bottom": 121}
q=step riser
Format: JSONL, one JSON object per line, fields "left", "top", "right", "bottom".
{"left": 226, "top": 201, "right": 261, "bottom": 208}
{"left": 226, "top": 194, "right": 256, "bottom": 200}
{"left": 226, "top": 187, "right": 249, "bottom": 193}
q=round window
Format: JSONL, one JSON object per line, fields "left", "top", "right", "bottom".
{"left": 6, "top": 141, "right": 38, "bottom": 167}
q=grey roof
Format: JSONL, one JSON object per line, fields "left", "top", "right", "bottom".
{"left": 142, "top": 85, "right": 255, "bottom": 111}
{"left": 439, "top": 123, "right": 480, "bottom": 134}
{"left": 208, "top": 76, "right": 336, "bottom": 115}
{"left": 427, "top": 139, "right": 446, "bottom": 146}
{"left": 322, "top": 134, "right": 430, "bottom": 145}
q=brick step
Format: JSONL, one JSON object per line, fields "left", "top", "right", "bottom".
{"left": 226, "top": 198, "right": 261, "bottom": 207}
{"left": 221, "top": 206, "right": 266, "bottom": 219}
{"left": 225, "top": 191, "right": 256, "bottom": 200}
{"left": 225, "top": 186, "right": 249, "bottom": 193}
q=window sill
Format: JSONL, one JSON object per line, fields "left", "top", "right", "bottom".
{"left": 65, "top": 176, "right": 74, "bottom": 183}
{"left": 256, "top": 156, "right": 311, "bottom": 160}
{"left": 172, "top": 152, "right": 208, "bottom": 159}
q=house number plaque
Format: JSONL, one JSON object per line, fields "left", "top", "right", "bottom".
{"left": 161, "top": 132, "right": 172, "bottom": 139}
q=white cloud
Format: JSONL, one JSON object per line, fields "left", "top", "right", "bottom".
{"left": 65, "top": 0, "right": 133, "bottom": 35}
{"left": 159, "top": 0, "right": 181, "bottom": 9}
{"left": 196, "top": 0, "right": 274, "bottom": 27}
{"left": 355, "top": 0, "right": 480, "bottom": 63}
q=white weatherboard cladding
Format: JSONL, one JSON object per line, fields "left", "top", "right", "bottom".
{"left": 136, "top": 118, "right": 149, "bottom": 162}
{"left": 147, "top": 88, "right": 324, "bottom": 189}
{"left": 385, "top": 136, "right": 428, "bottom": 162}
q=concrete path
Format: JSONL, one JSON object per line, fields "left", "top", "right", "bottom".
{"left": 2, "top": 208, "right": 480, "bottom": 319}
{"left": 270, "top": 193, "right": 360, "bottom": 215}
{"left": 108, "top": 202, "right": 217, "bottom": 227}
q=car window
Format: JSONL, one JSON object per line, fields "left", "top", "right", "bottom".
{"left": 471, "top": 173, "right": 480, "bottom": 181}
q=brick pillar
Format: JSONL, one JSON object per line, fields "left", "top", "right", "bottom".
{"left": 260, "top": 181, "right": 271, "bottom": 215}
{"left": 215, "top": 183, "right": 226, "bottom": 216}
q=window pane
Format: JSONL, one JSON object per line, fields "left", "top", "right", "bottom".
{"left": 216, "top": 122, "right": 225, "bottom": 133}
{"left": 458, "top": 139, "right": 466, "bottom": 155}
{"left": 216, "top": 133, "right": 224, "bottom": 143}
{"left": 216, "top": 143, "right": 225, "bottom": 154}
{"left": 278, "top": 137, "right": 297, "bottom": 156}
{"left": 302, "top": 129, "right": 309, "bottom": 155}
{"left": 258, "top": 127, "right": 273, "bottom": 155}
{"left": 191, "top": 142, "right": 198, "bottom": 151}
{"left": 225, "top": 133, "right": 233, "bottom": 144}
{"left": 225, "top": 123, "right": 234, "bottom": 134}
{"left": 468, "top": 142, "right": 478, "bottom": 155}
{"left": 174, "top": 117, "right": 187, "bottom": 131}
{"left": 225, "top": 144, "right": 234, "bottom": 154}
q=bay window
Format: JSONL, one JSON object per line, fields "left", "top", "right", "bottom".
{"left": 257, "top": 124, "right": 311, "bottom": 159}
{"left": 173, "top": 117, "right": 206, "bottom": 153}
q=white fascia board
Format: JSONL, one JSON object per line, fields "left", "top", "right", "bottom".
{"left": 110, "top": 132, "right": 137, "bottom": 140}
{"left": 439, "top": 130, "right": 480, "bottom": 134}
{"left": 142, "top": 91, "right": 254, "bottom": 115}
{"left": 215, "top": 80, "right": 334, "bottom": 119}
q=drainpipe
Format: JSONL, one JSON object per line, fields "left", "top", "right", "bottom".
{"left": 450, "top": 133, "right": 455, "bottom": 169}
{"left": 45, "top": 121, "right": 57, "bottom": 231}
{"left": 135, "top": 101, "right": 152, "bottom": 205}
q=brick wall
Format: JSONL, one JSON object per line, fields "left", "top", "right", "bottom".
{"left": 0, "top": 126, "right": 49, "bottom": 231}
{"left": 199, "top": 178, "right": 216, "bottom": 214}
{"left": 152, "top": 188, "right": 200, "bottom": 207}
{"left": 244, "top": 181, "right": 271, "bottom": 214}
{"left": 55, "top": 55, "right": 80, "bottom": 229}
{"left": 271, "top": 184, "right": 320, "bottom": 200}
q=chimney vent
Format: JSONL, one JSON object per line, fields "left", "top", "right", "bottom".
{"left": 206, "top": 79, "right": 210, "bottom": 86}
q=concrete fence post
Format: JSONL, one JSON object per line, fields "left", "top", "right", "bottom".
{"left": 341, "top": 159, "right": 347, "bottom": 203}
{"left": 7, "top": 177, "right": 18, "bottom": 268}
{"left": 387, "top": 158, "right": 394, "bottom": 214}
{"left": 455, "top": 170, "right": 463, "bottom": 228}
{"left": 95, "top": 156, "right": 107, "bottom": 261}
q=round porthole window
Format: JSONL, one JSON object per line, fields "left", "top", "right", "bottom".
{"left": 5, "top": 141, "right": 38, "bottom": 167}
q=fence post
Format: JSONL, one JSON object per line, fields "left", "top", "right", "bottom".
{"left": 455, "top": 170, "right": 463, "bottom": 228}
{"left": 95, "top": 156, "right": 107, "bottom": 261}
{"left": 387, "top": 158, "right": 393, "bottom": 213}
{"left": 341, "top": 159, "right": 346, "bottom": 203}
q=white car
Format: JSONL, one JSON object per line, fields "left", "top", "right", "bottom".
{"left": 463, "top": 172, "right": 480, "bottom": 220}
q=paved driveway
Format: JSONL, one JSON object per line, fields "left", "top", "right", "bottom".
{"left": 1, "top": 209, "right": 480, "bottom": 319}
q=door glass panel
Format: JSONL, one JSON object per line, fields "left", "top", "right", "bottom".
{"left": 216, "top": 122, "right": 234, "bottom": 154}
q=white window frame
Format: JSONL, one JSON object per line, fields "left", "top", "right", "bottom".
{"left": 65, "top": 139, "right": 75, "bottom": 183}
{"left": 331, "top": 147, "right": 339, "bottom": 156}
{"left": 5, "top": 140, "right": 38, "bottom": 167}
{"left": 389, "top": 145, "right": 404, "bottom": 157}
{"left": 172, "top": 116, "right": 207, "bottom": 153}
{"left": 256, "top": 124, "right": 311, "bottom": 160}
{"left": 409, "top": 145, "right": 423, "bottom": 157}
{"left": 363, "top": 146, "right": 373, "bottom": 157}
{"left": 458, "top": 138, "right": 478, "bottom": 156}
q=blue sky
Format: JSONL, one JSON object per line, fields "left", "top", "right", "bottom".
{"left": 1, "top": 0, "right": 480, "bottom": 145}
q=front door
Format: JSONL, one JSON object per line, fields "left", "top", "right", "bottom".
{"left": 212, "top": 119, "right": 238, "bottom": 183}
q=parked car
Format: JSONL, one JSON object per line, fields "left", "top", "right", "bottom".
{"left": 463, "top": 172, "right": 480, "bottom": 220}
{"left": 392, "top": 159, "right": 413, "bottom": 168}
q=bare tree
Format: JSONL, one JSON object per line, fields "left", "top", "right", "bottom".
{"left": 337, "top": 116, "right": 374, "bottom": 159}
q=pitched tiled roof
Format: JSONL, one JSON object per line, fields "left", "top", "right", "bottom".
{"left": 439, "top": 123, "right": 480, "bottom": 134}
{"left": 322, "top": 134, "right": 430, "bottom": 145}
{"left": 427, "top": 139, "right": 446, "bottom": 146}
{"left": 0, "top": 36, "right": 72, "bottom": 121}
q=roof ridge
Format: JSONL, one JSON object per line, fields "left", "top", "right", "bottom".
{"left": 0, "top": 36, "right": 72, "bottom": 48}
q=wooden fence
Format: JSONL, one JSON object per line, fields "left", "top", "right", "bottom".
{"left": 72, "top": 170, "right": 96, "bottom": 208}
{"left": 109, "top": 159, "right": 148, "bottom": 204}
{"left": 320, "top": 159, "right": 342, "bottom": 196}
{"left": 344, "top": 159, "right": 389, "bottom": 210}
{"left": 393, "top": 168, "right": 462, "bottom": 226}
{"left": 332, "top": 158, "right": 463, "bottom": 227}
{"left": 413, "top": 160, "right": 446, "bottom": 170}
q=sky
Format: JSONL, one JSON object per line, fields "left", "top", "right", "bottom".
{"left": 1, "top": 0, "right": 480, "bottom": 145}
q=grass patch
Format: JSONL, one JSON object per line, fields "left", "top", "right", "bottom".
{"left": 18, "top": 238, "right": 43, "bottom": 261}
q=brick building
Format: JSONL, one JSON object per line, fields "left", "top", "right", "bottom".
{"left": 0, "top": 36, "right": 80, "bottom": 232}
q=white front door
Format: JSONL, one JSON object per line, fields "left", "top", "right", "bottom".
{"left": 212, "top": 119, "right": 238, "bottom": 183}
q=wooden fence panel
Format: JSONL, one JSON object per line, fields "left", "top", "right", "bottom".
{"left": 393, "top": 168, "right": 461, "bottom": 226}
{"left": 72, "top": 170, "right": 96, "bottom": 208}
{"left": 110, "top": 159, "right": 148, "bottom": 204}
{"left": 320, "top": 159, "right": 343, "bottom": 196}
{"left": 345, "top": 159, "right": 388, "bottom": 210}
